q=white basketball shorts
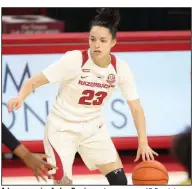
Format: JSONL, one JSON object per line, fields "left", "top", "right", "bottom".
{"left": 43, "top": 112, "right": 117, "bottom": 180}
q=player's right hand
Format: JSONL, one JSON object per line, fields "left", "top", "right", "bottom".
{"left": 7, "top": 96, "right": 23, "bottom": 113}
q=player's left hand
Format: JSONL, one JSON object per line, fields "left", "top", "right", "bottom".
{"left": 134, "top": 143, "right": 158, "bottom": 162}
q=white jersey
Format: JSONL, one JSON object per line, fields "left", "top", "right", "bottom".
{"left": 42, "top": 49, "right": 139, "bottom": 122}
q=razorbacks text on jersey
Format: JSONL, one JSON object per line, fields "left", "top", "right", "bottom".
{"left": 42, "top": 49, "right": 139, "bottom": 122}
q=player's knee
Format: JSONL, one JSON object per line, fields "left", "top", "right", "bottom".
{"left": 105, "top": 168, "right": 127, "bottom": 185}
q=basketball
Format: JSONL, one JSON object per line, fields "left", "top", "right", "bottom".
{"left": 132, "top": 160, "right": 169, "bottom": 185}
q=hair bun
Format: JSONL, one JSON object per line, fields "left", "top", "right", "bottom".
{"left": 95, "top": 8, "right": 120, "bottom": 27}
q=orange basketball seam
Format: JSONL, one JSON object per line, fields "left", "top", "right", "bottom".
{"left": 132, "top": 167, "right": 169, "bottom": 177}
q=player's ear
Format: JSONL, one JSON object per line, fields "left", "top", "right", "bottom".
{"left": 111, "top": 39, "right": 116, "bottom": 48}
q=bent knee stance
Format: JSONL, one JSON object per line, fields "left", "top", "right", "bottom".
{"left": 105, "top": 168, "right": 127, "bottom": 185}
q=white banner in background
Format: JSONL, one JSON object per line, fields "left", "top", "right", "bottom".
{"left": 2, "top": 51, "right": 191, "bottom": 140}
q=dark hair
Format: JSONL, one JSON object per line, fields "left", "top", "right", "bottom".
{"left": 171, "top": 126, "right": 191, "bottom": 178}
{"left": 90, "top": 8, "right": 120, "bottom": 39}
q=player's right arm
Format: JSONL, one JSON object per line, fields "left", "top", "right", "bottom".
{"left": 7, "top": 73, "right": 49, "bottom": 113}
{"left": 7, "top": 50, "right": 82, "bottom": 113}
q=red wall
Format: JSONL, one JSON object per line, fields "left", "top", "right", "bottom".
{"left": 3, "top": 31, "right": 190, "bottom": 54}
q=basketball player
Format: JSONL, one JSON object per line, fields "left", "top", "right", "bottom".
{"left": 171, "top": 126, "right": 191, "bottom": 185}
{"left": 2, "top": 122, "right": 55, "bottom": 182}
{"left": 7, "top": 8, "right": 158, "bottom": 185}
{"left": 171, "top": 72, "right": 191, "bottom": 185}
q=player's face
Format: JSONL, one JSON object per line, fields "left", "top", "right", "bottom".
{"left": 89, "top": 26, "right": 116, "bottom": 59}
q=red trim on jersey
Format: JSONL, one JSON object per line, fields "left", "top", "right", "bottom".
{"left": 81, "top": 50, "right": 89, "bottom": 68}
{"left": 48, "top": 140, "right": 64, "bottom": 180}
{"left": 110, "top": 54, "right": 117, "bottom": 73}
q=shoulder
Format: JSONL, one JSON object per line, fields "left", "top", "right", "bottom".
{"left": 110, "top": 53, "right": 130, "bottom": 69}
{"left": 110, "top": 53, "right": 129, "bottom": 74}
{"left": 115, "top": 56, "right": 132, "bottom": 74}
{"left": 58, "top": 50, "right": 84, "bottom": 68}
{"left": 63, "top": 50, "right": 83, "bottom": 61}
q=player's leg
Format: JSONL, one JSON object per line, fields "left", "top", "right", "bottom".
{"left": 78, "top": 124, "right": 127, "bottom": 185}
{"left": 96, "top": 153, "right": 127, "bottom": 185}
{"left": 43, "top": 116, "right": 78, "bottom": 185}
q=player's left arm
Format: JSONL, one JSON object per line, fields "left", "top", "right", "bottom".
{"left": 127, "top": 99, "right": 158, "bottom": 162}
{"left": 118, "top": 61, "right": 158, "bottom": 162}
{"left": 127, "top": 99, "right": 147, "bottom": 147}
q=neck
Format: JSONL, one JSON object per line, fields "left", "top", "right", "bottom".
{"left": 91, "top": 53, "right": 111, "bottom": 68}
